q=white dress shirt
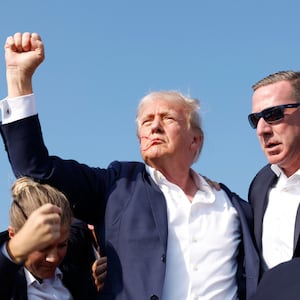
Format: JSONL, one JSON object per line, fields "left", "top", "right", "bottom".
{"left": 262, "top": 165, "right": 300, "bottom": 269}
{"left": 148, "top": 167, "right": 241, "bottom": 300}
{"left": 25, "top": 268, "right": 73, "bottom": 300}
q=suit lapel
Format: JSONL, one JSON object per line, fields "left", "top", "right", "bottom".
{"left": 252, "top": 170, "right": 277, "bottom": 252}
{"left": 144, "top": 172, "right": 168, "bottom": 250}
{"left": 293, "top": 204, "right": 300, "bottom": 255}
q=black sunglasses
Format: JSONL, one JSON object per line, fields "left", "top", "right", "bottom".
{"left": 248, "top": 103, "right": 300, "bottom": 129}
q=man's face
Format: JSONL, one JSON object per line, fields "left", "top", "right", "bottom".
{"left": 252, "top": 80, "right": 300, "bottom": 176}
{"left": 25, "top": 225, "right": 70, "bottom": 279}
{"left": 137, "top": 98, "right": 201, "bottom": 169}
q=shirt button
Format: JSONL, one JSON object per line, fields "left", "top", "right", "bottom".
{"left": 161, "top": 254, "right": 166, "bottom": 263}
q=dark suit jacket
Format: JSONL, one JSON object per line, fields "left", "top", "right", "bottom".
{"left": 0, "top": 220, "right": 99, "bottom": 300}
{"left": 1, "top": 115, "right": 259, "bottom": 300}
{"left": 248, "top": 164, "right": 300, "bottom": 298}
{"left": 248, "top": 164, "right": 300, "bottom": 268}
{"left": 250, "top": 257, "right": 300, "bottom": 300}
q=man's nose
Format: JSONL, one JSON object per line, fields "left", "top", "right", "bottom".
{"left": 256, "top": 117, "right": 273, "bottom": 135}
{"left": 45, "top": 249, "right": 59, "bottom": 263}
{"left": 151, "top": 117, "right": 163, "bottom": 133}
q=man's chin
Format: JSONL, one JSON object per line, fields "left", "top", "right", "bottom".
{"left": 37, "top": 267, "right": 57, "bottom": 279}
{"left": 265, "top": 153, "right": 283, "bottom": 166}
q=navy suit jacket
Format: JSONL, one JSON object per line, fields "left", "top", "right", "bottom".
{"left": 1, "top": 115, "right": 259, "bottom": 300}
{"left": 0, "top": 220, "right": 99, "bottom": 300}
{"left": 248, "top": 164, "right": 300, "bottom": 266}
{"left": 248, "top": 164, "right": 300, "bottom": 298}
{"left": 250, "top": 257, "right": 300, "bottom": 300}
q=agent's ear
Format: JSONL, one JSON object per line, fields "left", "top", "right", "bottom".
{"left": 8, "top": 226, "right": 15, "bottom": 238}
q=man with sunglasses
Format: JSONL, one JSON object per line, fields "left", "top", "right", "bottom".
{"left": 247, "top": 71, "right": 300, "bottom": 299}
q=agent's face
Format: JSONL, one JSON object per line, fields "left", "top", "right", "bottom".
{"left": 25, "top": 225, "right": 70, "bottom": 279}
{"left": 137, "top": 98, "right": 201, "bottom": 169}
{"left": 252, "top": 80, "right": 300, "bottom": 176}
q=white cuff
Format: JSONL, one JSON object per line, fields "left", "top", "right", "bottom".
{"left": 0, "top": 94, "right": 37, "bottom": 124}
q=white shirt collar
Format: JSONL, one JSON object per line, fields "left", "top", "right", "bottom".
{"left": 146, "top": 165, "right": 215, "bottom": 204}
{"left": 271, "top": 164, "right": 300, "bottom": 188}
{"left": 271, "top": 164, "right": 300, "bottom": 177}
{"left": 24, "top": 267, "right": 63, "bottom": 287}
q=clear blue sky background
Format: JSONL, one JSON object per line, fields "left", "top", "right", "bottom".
{"left": 0, "top": 0, "right": 299, "bottom": 230}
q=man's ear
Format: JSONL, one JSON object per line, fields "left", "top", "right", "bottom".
{"left": 191, "top": 134, "right": 203, "bottom": 149}
{"left": 8, "top": 226, "right": 15, "bottom": 238}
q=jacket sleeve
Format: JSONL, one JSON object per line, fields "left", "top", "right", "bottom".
{"left": 220, "top": 183, "right": 260, "bottom": 300}
{"left": 0, "top": 115, "right": 108, "bottom": 224}
{"left": 60, "top": 220, "right": 99, "bottom": 299}
{"left": 0, "top": 231, "right": 24, "bottom": 300}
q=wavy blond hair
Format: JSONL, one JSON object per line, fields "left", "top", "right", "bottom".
{"left": 10, "top": 177, "right": 72, "bottom": 232}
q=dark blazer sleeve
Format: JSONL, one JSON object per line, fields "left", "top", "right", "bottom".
{"left": 250, "top": 258, "right": 300, "bottom": 300}
{"left": 0, "top": 231, "right": 26, "bottom": 300}
{"left": 60, "top": 219, "right": 99, "bottom": 300}
{"left": 1, "top": 116, "right": 108, "bottom": 225}
{"left": 248, "top": 165, "right": 277, "bottom": 269}
{"left": 220, "top": 183, "right": 260, "bottom": 300}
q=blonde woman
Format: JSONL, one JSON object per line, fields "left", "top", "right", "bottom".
{"left": 0, "top": 177, "right": 105, "bottom": 299}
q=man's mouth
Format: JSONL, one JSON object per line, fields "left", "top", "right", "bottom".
{"left": 266, "top": 142, "right": 278, "bottom": 149}
{"left": 140, "top": 136, "right": 163, "bottom": 151}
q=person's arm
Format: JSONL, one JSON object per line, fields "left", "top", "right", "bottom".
{"left": 0, "top": 243, "right": 23, "bottom": 299}
{"left": 0, "top": 32, "right": 109, "bottom": 225}
{"left": 0, "top": 231, "right": 23, "bottom": 299}
{"left": 0, "top": 32, "right": 43, "bottom": 125}
{"left": 5, "top": 32, "right": 44, "bottom": 98}
{"left": 201, "top": 175, "right": 221, "bottom": 190}
{"left": 7, "top": 204, "right": 62, "bottom": 264}
{"left": 92, "top": 255, "right": 108, "bottom": 291}
{"left": 61, "top": 220, "right": 107, "bottom": 296}
{"left": 87, "top": 223, "right": 108, "bottom": 291}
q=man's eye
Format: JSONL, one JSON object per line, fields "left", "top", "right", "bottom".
{"left": 163, "top": 116, "right": 175, "bottom": 122}
{"left": 142, "top": 120, "right": 152, "bottom": 126}
{"left": 58, "top": 243, "right": 68, "bottom": 249}
{"left": 39, "top": 246, "right": 52, "bottom": 253}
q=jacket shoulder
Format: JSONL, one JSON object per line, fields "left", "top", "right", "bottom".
{"left": 251, "top": 164, "right": 273, "bottom": 183}
{"left": 248, "top": 164, "right": 276, "bottom": 205}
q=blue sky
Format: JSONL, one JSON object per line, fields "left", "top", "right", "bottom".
{"left": 0, "top": 0, "right": 299, "bottom": 230}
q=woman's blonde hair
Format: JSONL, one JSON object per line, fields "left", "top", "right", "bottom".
{"left": 10, "top": 177, "right": 72, "bottom": 232}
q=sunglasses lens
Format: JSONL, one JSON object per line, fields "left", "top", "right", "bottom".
{"left": 248, "top": 107, "right": 284, "bottom": 129}
{"left": 248, "top": 114, "right": 260, "bottom": 129}
{"left": 263, "top": 107, "right": 283, "bottom": 123}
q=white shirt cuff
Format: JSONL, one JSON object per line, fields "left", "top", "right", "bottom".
{"left": 0, "top": 93, "right": 37, "bottom": 124}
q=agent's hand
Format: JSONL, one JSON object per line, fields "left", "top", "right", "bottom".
{"left": 202, "top": 175, "right": 221, "bottom": 191}
{"left": 92, "top": 255, "right": 108, "bottom": 291}
{"left": 4, "top": 32, "right": 45, "bottom": 97}
{"left": 7, "top": 203, "right": 62, "bottom": 264}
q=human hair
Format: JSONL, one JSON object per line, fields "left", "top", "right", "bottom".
{"left": 136, "top": 90, "right": 204, "bottom": 162}
{"left": 252, "top": 71, "right": 300, "bottom": 101}
{"left": 9, "top": 177, "right": 72, "bottom": 232}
